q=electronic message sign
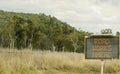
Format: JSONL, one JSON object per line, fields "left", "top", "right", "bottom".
{"left": 85, "top": 35, "right": 119, "bottom": 59}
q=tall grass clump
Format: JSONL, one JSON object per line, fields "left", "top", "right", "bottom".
{"left": 0, "top": 49, "right": 120, "bottom": 74}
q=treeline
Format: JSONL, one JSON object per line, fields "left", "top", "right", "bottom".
{"left": 0, "top": 10, "right": 91, "bottom": 52}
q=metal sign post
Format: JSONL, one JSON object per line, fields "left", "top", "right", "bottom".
{"left": 101, "top": 59, "right": 104, "bottom": 74}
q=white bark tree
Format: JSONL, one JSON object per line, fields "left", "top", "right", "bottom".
{"left": 69, "top": 32, "right": 79, "bottom": 52}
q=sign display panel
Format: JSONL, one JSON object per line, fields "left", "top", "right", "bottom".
{"left": 85, "top": 35, "right": 119, "bottom": 59}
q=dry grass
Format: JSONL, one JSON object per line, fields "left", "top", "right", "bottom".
{"left": 0, "top": 48, "right": 120, "bottom": 74}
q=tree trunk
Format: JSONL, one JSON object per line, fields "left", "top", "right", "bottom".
{"left": 52, "top": 44, "right": 56, "bottom": 52}
{"left": 9, "top": 33, "right": 15, "bottom": 49}
{"left": 62, "top": 46, "right": 65, "bottom": 52}
{"left": 28, "top": 31, "right": 33, "bottom": 50}
{"left": 1, "top": 34, "right": 4, "bottom": 48}
{"left": 71, "top": 38, "right": 78, "bottom": 52}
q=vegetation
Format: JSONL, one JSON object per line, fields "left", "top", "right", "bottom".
{"left": 101, "top": 28, "right": 112, "bottom": 34}
{"left": 1, "top": 10, "right": 119, "bottom": 74}
{"left": 0, "top": 10, "right": 91, "bottom": 52}
{"left": 0, "top": 49, "right": 119, "bottom": 74}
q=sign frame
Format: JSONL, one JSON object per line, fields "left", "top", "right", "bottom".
{"left": 85, "top": 34, "right": 119, "bottom": 59}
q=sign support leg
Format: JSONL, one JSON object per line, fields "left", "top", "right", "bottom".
{"left": 101, "top": 59, "right": 104, "bottom": 74}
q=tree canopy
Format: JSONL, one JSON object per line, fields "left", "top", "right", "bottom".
{"left": 101, "top": 28, "right": 112, "bottom": 34}
{"left": 0, "top": 10, "right": 91, "bottom": 52}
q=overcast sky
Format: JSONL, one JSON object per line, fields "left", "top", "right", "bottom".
{"left": 0, "top": 0, "right": 120, "bottom": 34}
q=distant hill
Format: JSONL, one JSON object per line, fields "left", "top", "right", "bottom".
{"left": 0, "top": 10, "right": 91, "bottom": 52}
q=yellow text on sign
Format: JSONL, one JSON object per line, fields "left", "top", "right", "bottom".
{"left": 93, "top": 38, "right": 110, "bottom": 45}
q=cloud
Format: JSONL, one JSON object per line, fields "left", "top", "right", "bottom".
{"left": 0, "top": 0, "right": 120, "bottom": 33}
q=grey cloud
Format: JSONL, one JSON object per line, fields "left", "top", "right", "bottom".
{"left": 98, "top": 0, "right": 120, "bottom": 6}
{"left": 0, "top": 0, "right": 120, "bottom": 33}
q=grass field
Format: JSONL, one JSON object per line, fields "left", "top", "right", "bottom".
{"left": 0, "top": 49, "right": 120, "bottom": 74}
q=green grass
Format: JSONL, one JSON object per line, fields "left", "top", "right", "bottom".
{"left": 0, "top": 49, "right": 120, "bottom": 74}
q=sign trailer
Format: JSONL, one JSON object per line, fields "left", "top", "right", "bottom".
{"left": 85, "top": 34, "right": 119, "bottom": 74}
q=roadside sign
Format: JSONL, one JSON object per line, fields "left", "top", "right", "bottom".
{"left": 85, "top": 34, "right": 119, "bottom": 59}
